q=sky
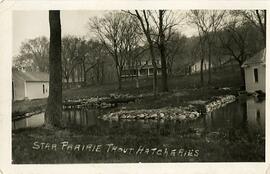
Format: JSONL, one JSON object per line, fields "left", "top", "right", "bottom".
{"left": 13, "top": 10, "right": 197, "bottom": 56}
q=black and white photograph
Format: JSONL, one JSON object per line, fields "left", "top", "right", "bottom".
{"left": 0, "top": 1, "right": 269, "bottom": 173}
{"left": 10, "top": 8, "right": 266, "bottom": 164}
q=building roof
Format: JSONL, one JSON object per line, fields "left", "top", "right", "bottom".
{"left": 12, "top": 69, "right": 49, "bottom": 82}
{"left": 242, "top": 48, "right": 266, "bottom": 67}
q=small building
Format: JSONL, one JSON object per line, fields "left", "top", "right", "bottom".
{"left": 188, "top": 59, "right": 210, "bottom": 75}
{"left": 242, "top": 48, "right": 266, "bottom": 93}
{"left": 12, "top": 69, "right": 49, "bottom": 101}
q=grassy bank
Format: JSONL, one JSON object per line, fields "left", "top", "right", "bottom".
{"left": 12, "top": 99, "right": 47, "bottom": 118}
{"left": 12, "top": 124, "right": 264, "bottom": 163}
{"left": 63, "top": 68, "right": 242, "bottom": 99}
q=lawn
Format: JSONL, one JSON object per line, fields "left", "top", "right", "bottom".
{"left": 63, "top": 67, "right": 242, "bottom": 100}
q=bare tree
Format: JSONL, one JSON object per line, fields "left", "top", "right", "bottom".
{"left": 218, "top": 12, "right": 263, "bottom": 89}
{"left": 128, "top": 10, "right": 180, "bottom": 92}
{"left": 89, "top": 12, "right": 140, "bottom": 90}
{"left": 91, "top": 42, "right": 107, "bottom": 85}
{"left": 45, "top": 10, "right": 62, "bottom": 127}
{"left": 197, "top": 32, "right": 207, "bottom": 86}
{"left": 188, "top": 10, "right": 226, "bottom": 85}
{"left": 76, "top": 39, "right": 100, "bottom": 86}
{"left": 126, "top": 10, "right": 159, "bottom": 95}
{"left": 62, "top": 36, "right": 80, "bottom": 88}
{"left": 157, "top": 10, "right": 169, "bottom": 92}
{"left": 165, "top": 32, "right": 187, "bottom": 76}
{"left": 237, "top": 10, "right": 266, "bottom": 44}
{"left": 14, "top": 36, "right": 49, "bottom": 72}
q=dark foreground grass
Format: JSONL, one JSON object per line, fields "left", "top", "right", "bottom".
{"left": 12, "top": 125, "right": 264, "bottom": 163}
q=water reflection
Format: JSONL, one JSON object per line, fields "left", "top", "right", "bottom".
{"left": 12, "top": 97, "right": 265, "bottom": 138}
{"left": 246, "top": 99, "right": 265, "bottom": 133}
{"left": 193, "top": 97, "right": 265, "bottom": 137}
{"left": 60, "top": 109, "right": 99, "bottom": 128}
{"left": 12, "top": 113, "right": 45, "bottom": 130}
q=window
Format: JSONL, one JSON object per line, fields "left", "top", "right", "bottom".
{"left": 254, "top": 68, "right": 258, "bottom": 83}
{"left": 43, "top": 84, "right": 45, "bottom": 94}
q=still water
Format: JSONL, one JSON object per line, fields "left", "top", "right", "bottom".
{"left": 12, "top": 97, "right": 265, "bottom": 138}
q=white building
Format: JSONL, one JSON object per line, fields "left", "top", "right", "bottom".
{"left": 121, "top": 59, "right": 162, "bottom": 78}
{"left": 242, "top": 48, "right": 266, "bottom": 93}
{"left": 189, "top": 59, "right": 210, "bottom": 74}
{"left": 12, "top": 69, "right": 49, "bottom": 101}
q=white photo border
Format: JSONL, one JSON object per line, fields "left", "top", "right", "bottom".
{"left": 0, "top": 1, "right": 269, "bottom": 174}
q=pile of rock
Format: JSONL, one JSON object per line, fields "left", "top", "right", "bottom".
{"left": 63, "top": 96, "right": 110, "bottom": 109}
{"left": 63, "top": 94, "right": 137, "bottom": 109}
{"left": 99, "top": 95, "right": 236, "bottom": 121}
{"left": 109, "top": 93, "right": 135, "bottom": 99}
{"left": 99, "top": 106, "right": 200, "bottom": 121}
{"left": 205, "top": 95, "right": 236, "bottom": 113}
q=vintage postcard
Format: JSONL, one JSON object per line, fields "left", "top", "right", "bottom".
{"left": 0, "top": 0, "right": 269, "bottom": 174}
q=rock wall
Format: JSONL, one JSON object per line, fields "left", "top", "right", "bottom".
{"left": 99, "top": 106, "right": 200, "bottom": 121}
{"left": 205, "top": 95, "right": 236, "bottom": 113}
{"left": 99, "top": 95, "right": 237, "bottom": 121}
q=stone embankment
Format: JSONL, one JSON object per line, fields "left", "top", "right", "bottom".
{"left": 63, "top": 94, "right": 136, "bottom": 109}
{"left": 205, "top": 95, "right": 236, "bottom": 113}
{"left": 99, "top": 106, "right": 200, "bottom": 121}
{"left": 99, "top": 95, "right": 236, "bottom": 121}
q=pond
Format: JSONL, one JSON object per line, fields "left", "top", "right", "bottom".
{"left": 12, "top": 97, "right": 265, "bottom": 138}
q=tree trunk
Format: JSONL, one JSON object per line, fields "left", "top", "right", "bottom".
{"left": 83, "top": 68, "right": 87, "bottom": 86}
{"left": 81, "top": 62, "right": 88, "bottom": 87}
{"left": 80, "top": 64, "right": 84, "bottom": 83}
{"left": 117, "top": 71, "right": 122, "bottom": 90}
{"left": 75, "top": 65, "right": 80, "bottom": 83}
{"left": 101, "top": 61, "right": 104, "bottom": 84}
{"left": 200, "top": 58, "right": 204, "bottom": 87}
{"left": 134, "top": 10, "right": 157, "bottom": 96}
{"left": 135, "top": 72, "right": 140, "bottom": 89}
{"left": 159, "top": 10, "right": 169, "bottom": 92}
{"left": 149, "top": 45, "right": 157, "bottom": 96}
{"left": 160, "top": 51, "right": 168, "bottom": 92}
{"left": 168, "top": 63, "right": 173, "bottom": 76}
{"left": 96, "top": 60, "right": 100, "bottom": 84}
{"left": 240, "top": 65, "right": 246, "bottom": 90}
{"left": 45, "top": 10, "right": 62, "bottom": 127}
{"left": 153, "top": 67, "right": 157, "bottom": 95}
{"left": 65, "top": 77, "right": 69, "bottom": 89}
{"left": 208, "top": 42, "right": 212, "bottom": 85}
